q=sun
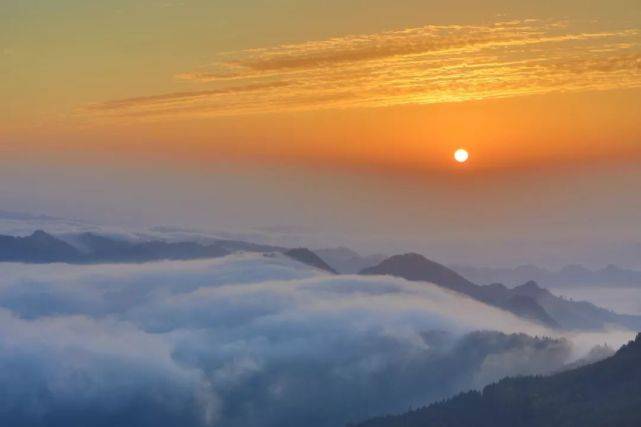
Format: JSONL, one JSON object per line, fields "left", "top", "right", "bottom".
{"left": 454, "top": 148, "right": 469, "bottom": 163}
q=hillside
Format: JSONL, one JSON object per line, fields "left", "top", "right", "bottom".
{"left": 351, "top": 333, "right": 641, "bottom": 427}
{"left": 360, "top": 253, "right": 558, "bottom": 328}
{"left": 361, "top": 253, "right": 641, "bottom": 331}
{"left": 0, "top": 231, "right": 337, "bottom": 274}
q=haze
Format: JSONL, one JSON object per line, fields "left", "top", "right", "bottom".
{"left": 2, "top": 1, "right": 641, "bottom": 265}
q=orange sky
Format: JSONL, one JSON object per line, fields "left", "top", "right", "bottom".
{"left": 2, "top": 0, "right": 641, "bottom": 265}
{"left": 3, "top": 2, "right": 641, "bottom": 168}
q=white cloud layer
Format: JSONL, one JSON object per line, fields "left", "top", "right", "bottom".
{"left": 0, "top": 254, "right": 634, "bottom": 426}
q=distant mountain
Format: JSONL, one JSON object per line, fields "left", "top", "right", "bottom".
{"left": 4, "top": 232, "right": 641, "bottom": 331}
{"left": 511, "top": 281, "right": 641, "bottom": 331}
{"left": 315, "top": 247, "right": 387, "bottom": 273}
{"left": 453, "top": 263, "right": 641, "bottom": 288}
{"left": 73, "top": 232, "right": 230, "bottom": 262}
{"left": 0, "top": 230, "right": 81, "bottom": 262}
{"left": 0, "top": 231, "right": 233, "bottom": 264}
{"left": 210, "top": 239, "right": 284, "bottom": 253}
{"left": 360, "top": 253, "right": 641, "bottom": 331}
{"left": 361, "top": 253, "right": 485, "bottom": 296}
{"left": 360, "top": 254, "right": 558, "bottom": 328}
{"left": 284, "top": 248, "right": 337, "bottom": 274}
{"left": 351, "top": 333, "right": 641, "bottom": 427}
{"left": 0, "top": 231, "right": 339, "bottom": 273}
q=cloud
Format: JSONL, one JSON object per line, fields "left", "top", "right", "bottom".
{"left": 0, "top": 254, "right": 634, "bottom": 426}
{"left": 84, "top": 20, "right": 641, "bottom": 120}
{"left": 0, "top": 309, "right": 218, "bottom": 427}
{"left": 183, "top": 22, "right": 622, "bottom": 75}
{"left": 84, "top": 81, "right": 292, "bottom": 113}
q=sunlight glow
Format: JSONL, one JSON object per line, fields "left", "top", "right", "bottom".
{"left": 454, "top": 148, "right": 469, "bottom": 163}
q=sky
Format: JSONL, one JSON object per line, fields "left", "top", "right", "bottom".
{"left": 2, "top": 0, "right": 641, "bottom": 266}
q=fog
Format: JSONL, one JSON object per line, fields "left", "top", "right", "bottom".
{"left": 551, "top": 286, "right": 641, "bottom": 316}
{"left": 0, "top": 254, "right": 634, "bottom": 426}
{"left": 3, "top": 154, "right": 641, "bottom": 269}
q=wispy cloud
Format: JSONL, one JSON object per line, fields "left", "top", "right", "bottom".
{"left": 85, "top": 20, "right": 641, "bottom": 119}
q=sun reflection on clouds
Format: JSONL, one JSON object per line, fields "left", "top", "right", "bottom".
{"left": 84, "top": 20, "right": 641, "bottom": 121}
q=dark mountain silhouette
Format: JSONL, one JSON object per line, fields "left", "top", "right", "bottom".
{"left": 453, "top": 263, "right": 641, "bottom": 288}
{"left": 211, "top": 239, "right": 284, "bottom": 253}
{"left": 0, "top": 231, "right": 232, "bottom": 263}
{"left": 284, "top": 248, "right": 337, "bottom": 274}
{"left": 3, "top": 232, "right": 641, "bottom": 330}
{"left": 361, "top": 253, "right": 481, "bottom": 295}
{"left": 0, "top": 231, "right": 338, "bottom": 273}
{"left": 360, "top": 253, "right": 558, "bottom": 328}
{"left": 511, "top": 281, "right": 641, "bottom": 331}
{"left": 361, "top": 254, "right": 641, "bottom": 331}
{"left": 0, "top": 230, "right": 81, "bottom": 262}
{"left": 74, "top": 233, "right": 230, "bottom": 262}
{"left": 351, "top": 333, "right": 641, "bottom": 427}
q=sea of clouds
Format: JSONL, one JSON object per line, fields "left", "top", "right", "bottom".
{"left": 0, "top": 253, "right": 634, "bottom": 427}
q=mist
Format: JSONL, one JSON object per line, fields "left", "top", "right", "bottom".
{"left": 551, "top": 286, "right": 641, "bottom": 316}
{"left": 0, "top": 254, "right": 633, "bottom": 426}
{"left": 2, "top": 157, "right": 641, "bottom": 268}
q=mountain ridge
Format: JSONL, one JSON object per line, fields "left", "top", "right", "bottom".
{"left": 0, "top": 230, "right": 338, "bottom": 274}
{"left": 4, "top": 232, "right": 641, "bottom": 332}
{"left": 284, "top": 248, "right": 338, "bottom": 273}
{"left": 453, "top": 263, "right": 641, "bottom": 288}
{"left": 360, "top": 253, "right": 558, "bottom": 328}
{"left": 360, "top": 253, "right": 641, "bottom": 331}
{"left": 350, "top": 333, "right": 641, "bottom": 427}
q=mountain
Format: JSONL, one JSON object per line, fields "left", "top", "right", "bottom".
{"left": 453, "top": 263, "right": 641, "bottom": 288}
{"left": 284, "top": 248, "right": 337, "bottom": 273}
{"left": 360, "top": 254, "right": 558, "bottom": 328}
{"left": 350, "top": 333, "right": 641, "bottom": 427}
{"left": 0, "top": 231, "right": 338, "bottom": 273}
{"left": 210, "top": 239, "right": 284, "bottom": 253}
{"left": 361, "top": 253, "right": 480, "bottom": 295}
{"left": 511, "top": 281, "right": 641, "bottom": 331}
{"left": 73, "top": 232, "right": 230, "bottom": 262}
{"left": 5, "top": 232, "right": 641, "bottom": 330}
{"left": 315, "top": 247, "right": 387, "bottom": 273}
{"left": 0, "top": 231, "right": 232, "bottom": 263}
{"left": 360, "top": 253, "right": 641, "bottom": 331}
{"left": 0, "top": 230, "right": 81, "bottom": 262}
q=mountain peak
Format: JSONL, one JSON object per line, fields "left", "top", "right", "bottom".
{"left": 30, "top": 230, "right": 54, "bottom": 240}
{"left": 390, "top": 252, "right": 428, "bottom": 262}
{"left": 361, "top": 254, "right": 559, "bottom": 328}
{"left": 284, "top": 248, "right": 337, "bottom": 274}
{"left": 363, "top": 253, "right": 449, "bottom": 273}
{"left": 360, "top": 253, "right": 479, "bottom": 295}
{"left": 616, "top": 333, "right": 641, "bottom": 356}
{"left": 512, "top": 280, "right": 552, "bottom": 298}
{"left": 516, "top": 280, "right": 542, "bottom": 291}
